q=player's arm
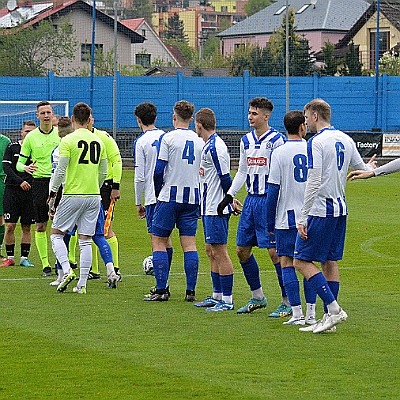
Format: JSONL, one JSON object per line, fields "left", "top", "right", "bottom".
{"left": 3, "top": 145, "right": 24, "bottom": 186}
{"left": 349, "top": 157, "right": 400, "bottom": 180}
{"left": 16, "top": 137, "right": 37, "bottom": 174}
{"left": 106, "top": 136, "right": 122, "bottom": 200}
{"left": 50, "top": 156, "right": 68, "bottom": 194}
{"left": 133, "top": 140, "right": 146, "bottom": 211}
{"left": 266, "top": 183, "right": 279, "bottom": 234}
{"left": 98, "top": 158, "right": 108, "bottom": 188}
{"left": 153, "top": 158, "right": 167, "bottom": 198}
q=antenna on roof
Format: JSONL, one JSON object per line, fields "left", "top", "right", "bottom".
{"left": 310, "top": 0, "right": 317, "bottom": 8}
{"left": 6, "top": 0, "right": 17, "bottom": 12}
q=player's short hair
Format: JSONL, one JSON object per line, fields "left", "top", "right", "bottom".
{"left": 249, "top": 98, "right": 274, "bottom": 113}
{"left": 73, "top": 102, "right": 92, "bottom": 125}
{"left": 22, "top": 120, "right": 36, "bottom": 128}
{"left": 304, "top": 98, "right": 331, "bottom": 122}
{"left": 174, "top": 100, "right": 195, "bottom": 122}
{"left": 284, "top": 110, "right": 305, "bottom": 135}
{"left": 195, "top": 108, "right": 216, "bottom": 131}
{"left": 58, "top": 116, "right": 73, "bottom": 138}
{"left": 134, "top": 102, "right": 157, "bottom": 126}
{"left": 36, "top": 101, "right": 52, "bottom": 110}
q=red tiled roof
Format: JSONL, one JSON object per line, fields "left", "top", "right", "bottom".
{"left": 120, "top": 18, "right": 145, "bottom": 31}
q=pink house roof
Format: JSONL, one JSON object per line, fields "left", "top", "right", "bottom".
{"left": 119, "top": 18, "right": 145, "bottom": 31}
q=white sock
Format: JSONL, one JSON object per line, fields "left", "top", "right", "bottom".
{"left": 50, "top": 234, "right": 70, "bottom": 274}
{"left": 106, "top": 262, "right": 114, "bottom": 276}
{"left": 327, "top": 300, "right": 341, "bottom": 315}
{"left": 212, "top": 292, "right": 222, "bottom": 300}
{"left": 292, "top": 305, "right": 303, "bottom": 319}
{"left": 306, "top": 303, "right": 316, "bottom": 319}
{"left": 252, "top": 287, "right": 264, "bottom": 300}
{"left": 77, "top": 239, "right": 92, "bottom": 288}
{"left": 222, "top": 295, "right": 233, "bottom": 304}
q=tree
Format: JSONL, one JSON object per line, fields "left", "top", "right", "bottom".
{"left": 244, "top": 0, "right": 276, "bottom": 16}
{"left": 378, "top": 51, "right": 400, "bottom": 75}
{"left": 344, "top": 41, "right": 363, "bottom": 76}
{"left": 320, "top": 41, "right": 339, "bottom": 76}
{"left": 120, "top": 0, "right": 153, "bottom": 24}
{"left": 163, "top": 13, "right": 187, "bottom": 42}
{"left": 0, "top": 19, "right": 77, "bottom": 76}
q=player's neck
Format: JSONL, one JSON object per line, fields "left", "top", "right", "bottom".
{"left": 202, "top": 130, "right": 215, "bottom": 142}
{"left": 287, "top": 134, "right": 303, "bottom": 141}
{"left": 40, "top": 123, "right": 53, "bottom": 134}
{"left": 316, "top": 122, "right": 331, "bottom": 132}
{"left": 174, "top": 123, "right": 190, "bottom": 129}
{"left": 142, "top": 124, "right": 156, "bottom": 132}
{"left": 255, "top": 125, "right": 270, "bottom": 137}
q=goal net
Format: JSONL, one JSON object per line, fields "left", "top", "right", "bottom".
{"left": 0, "top": 101, "right": 69, "bottom": 141}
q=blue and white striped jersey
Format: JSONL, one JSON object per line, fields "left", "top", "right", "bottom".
{"left": 307, "top": 127, "right": 367, "bottom": 217}
{"left": 228, "top": 128, "right": 285, "bottom": 196}
{"left": 199, "top": 133, "right": 231, "bottom": 216}
{"left": 133, "top": 128, "right": 165, "bottom": 206}
{"left": 157, "top": 128, "right": 203, "bottom": 204}
{"left": 268, "top": 140, "right": 308, "bottom": 229}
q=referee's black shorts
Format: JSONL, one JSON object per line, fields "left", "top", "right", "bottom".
{"left": 3, "top": 185, "right": 35, "bottom": 225}
{"left": 32, "top": 178, "right": 50, "bottom": 223}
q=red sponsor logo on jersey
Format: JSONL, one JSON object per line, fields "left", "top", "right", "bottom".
{"left": 247, "top": 157, "right": 267, "bottom": 166}
{"left": 199, "top": 167, "right": 205, "bottom": 176}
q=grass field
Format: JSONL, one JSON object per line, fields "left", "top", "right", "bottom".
{"left": 0, "top": 170, "right": 399, "bottom": 399}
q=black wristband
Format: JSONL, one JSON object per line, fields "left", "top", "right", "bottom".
{"left": 49, "top": 191, "right": 57, "bottom": 198}
{"left": 112, "top": 182, "right": 120, "bottom": 190}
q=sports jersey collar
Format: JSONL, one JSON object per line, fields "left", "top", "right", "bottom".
{"left": 143, "top": 128, "right": 159, "bottom": 134}
{"left": 251, "top": 127, "right": 275, "bottom": 144}
{"left": 318, "top": 126, "right": 335, "bottom": 134}
{"left": 39, "top": 126, "right": 55, "bottom": 135}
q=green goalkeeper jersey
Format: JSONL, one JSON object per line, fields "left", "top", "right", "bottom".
{"left": 0, "top": 134, "right": 11, "bottom": 180}
{"left": 17, "top": 127, "right": 60, "bottom": 178}
{"left": 59, "top": 128, "right": 106, "bottom": 196}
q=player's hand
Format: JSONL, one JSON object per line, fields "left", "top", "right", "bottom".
{"left": 217, "top": 194, "right": 233, "bottom": 217}
{"left": 20, "top": 181, "right": 31, "bottom": 191}
{"left": 347, "top": 170, "right": 375, "bottom": 180}
{"left": 367, "top": 154, "right": 377, "bottom": 169}
{"left": 232, "top": 198, "right": 242, "bottom": 216}
{"left": 24, "top": 161, "right": 37, "bottom": 175}
{"left": 111, "top": 188, "right": 120, "bottom": 201}
{"left": 136, "top": 205, "right": 146, "bottom": 219}
{"left": 297, "top": 224, "right": 308, "bottom": 240}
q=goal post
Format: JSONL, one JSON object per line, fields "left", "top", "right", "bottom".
{"left": 0, "top": 100, "right": 69, "bottom": 140}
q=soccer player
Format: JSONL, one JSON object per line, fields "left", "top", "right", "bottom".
{"left": 0, "top": 128, "right": 11, "bottom": 261}
{"left": 146, "top": 100, "right": 203, "bottom": 302}
{"left": 49, "top": 102, "right": 107, "bottom": 294}
{"left": 16, "top": 101, "right": 60, "bottom": 276}
{"left": 194, "top": 108, "right": 239, "bottom": 311}
{"left": 133, "top": 102, "right": 173, "bottom": 294}
{"left": 294, "top": 98, "right": 376, "bottom": 333}
{"left": 266, "top": 110, "right": 317, "bottom": 325}
{"left": 218, "top": 97, "right": 288, "bottom": 315}
{"left": 88, "top": 115, "right": 122, "bottom": 280}
{"left": 1, "top": 120, "right": 36, "bottom": 267}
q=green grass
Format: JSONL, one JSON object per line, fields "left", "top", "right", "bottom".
{"left": 0, "top": 170, "right": 399, "bottom": 399}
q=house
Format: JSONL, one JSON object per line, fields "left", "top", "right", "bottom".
{"left": 0, "top": 0, "right": 145, "bottom": 75}
{"left": 217, "top": 0, "right": 371, "bottom": 56}
{"left": 336, "top": 0, "right": 400, "bottom": 70}
{"left": 120, "top": 18, "right": 181, "bottom": 68}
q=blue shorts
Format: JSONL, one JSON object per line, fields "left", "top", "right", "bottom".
{"left": 202, "top": 214, "right": 230, "bottom": 245}
{"left": 94, "top": 204, "right": 106, "bottom": 236}
{"left": 236, "top": 194, "right": 275, "bottom": 248}
{"left": 145, "top": 203, "right": 156, "bottom": 234}
{"left": 152, "top": 201, "right": 200, "bottom": 238}
{"left": 275, "top": 228, "right": 297, "bottom": 257}
{"left": 294, "top": 215, "right": 347, "bottom": 263}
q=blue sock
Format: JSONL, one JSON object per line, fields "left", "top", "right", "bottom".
{"left": 93, "top": 234, "right": 113, "bottom": 264}
{"left": 184, "top": 251, "right": 199, "bottom": 291}
{"left": 274, "top": 262, "right": 287, "bottom": 297}
{"left": 241, "top": 254, "right": 261, "bottom": 291}
{"left": 282, "top": 266, "right": 301, "bottom": 306}
{"left": 211, "top": 271, "right": 222, "bottom": 293}
{"left": 308, "top": 272, "right": 335, "bottom": 307}
{"left": 303, "top": 277, "right": 317, "bottom": 304}
{"left": 220, "top": 274, "right": 233, "bottom": 297}
{"left": 324, "top": 281, "right": 340, "bottom": 313}
{"left": 153, "top": 251, "right": 169, "bottom": 290}
{"left": 166, "top": 247, "right": 173, "bottom": 270}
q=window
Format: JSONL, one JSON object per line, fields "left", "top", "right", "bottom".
{"left": 136, "top": 53, "right": 151, "bottom": 68}
{"left": 296, "top": 4, "right": 310, "bottom": 14}
{"left": 81, "top": 43, "right": 103, "bottom": 62}
{"left": 141, "top": 29, "right": 146, "bottom": 38}
{"left": 234, "top": 43, "right": 245, "bottom": 50}
{"left": 221, "top": 6, "right": 227, "bottom": 11}
{"left": 274, "top": 5, "right": 287, "bottom": 15}
{"left": 369, "top": 30, "right": 390, "bottom": 68}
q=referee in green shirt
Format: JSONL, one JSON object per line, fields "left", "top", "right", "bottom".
{"left": 17, "top": 101, "right": 60, "bottom": 276}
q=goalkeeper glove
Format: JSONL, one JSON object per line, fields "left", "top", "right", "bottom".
{"left": 217, "top": 194, "right": 233, "bottom": 217}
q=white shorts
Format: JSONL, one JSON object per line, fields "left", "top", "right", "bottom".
{"left": 52, "top": 196, "right": 101, "bottom": 236}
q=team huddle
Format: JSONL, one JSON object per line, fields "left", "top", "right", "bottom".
{"left": 0, "top": 101, "right": 122, "bottom": 294}
{"left": 134, "top": 97, "right": 377, "bottom": 334}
